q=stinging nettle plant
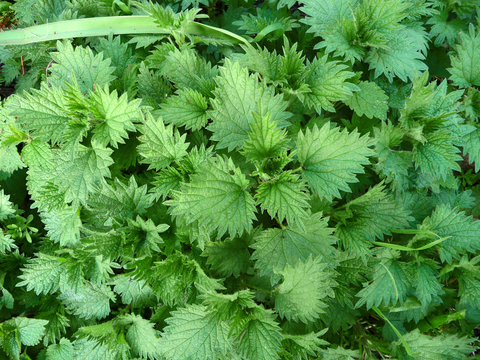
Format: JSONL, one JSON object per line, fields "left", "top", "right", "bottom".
{"left": 0, "top": 0, "right": 480, "bottom": 359}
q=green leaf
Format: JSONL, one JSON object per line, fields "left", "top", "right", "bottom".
{"left": 17, "top": 253, "right": 70, "bottom": 295}
{"left": 282, "top": 331, "right": 329, "bottom": 360}
{"left": 41, "top": 207, "right": 81, "bottom": 247}
{"left": 52, "top": 141, "right": 113, "bottom": 207}
{"left": 275, "top": 257, "right": 336, "bottom": 323}
{"left": 413, "top": 130, "right": 462, "bottom": 180}
{"left": 137, "top": 112, "right": 189, "bottom": 171}
{"left": 237, "top": 307, "right": 283, "bottom": 360}
{"left": 251, "top": 212, "right": 338, "bottom": 283}
{"left": 343, "top": 81, "right": 389, "bottom": 120}
{"left": 49, "top": 40, "right": 115, "bottom": 93}
{"left": 88, "top": 85, "right": 142, "bottom": 148}
{"left": 207, "top": 59, "right": 291, "bottom": 151}
{"left": 166, "top": 156, "right": 256, "bottom": 238}
{"left": 45, "top": 338, "right": 74, "bottom": 360}
{"left": 158, "top": 88, "right": 209, "bottom": 131}
{"left": 355, "top": 254, "right": 411, "bottom": 309}
{"left": 391, "top": 329, "right": 474, "bottom": 360}
{"left": 117, "top": 314, "right": 161, "bottom": 360}
{"left": 202, "top": 235, "right": 253, "bottom": 278}
{"left": 0, "top": 285, "right": 14, "bottom": 310}
{"left": 255, "top": 171, "right": 310, "bottom": 227}
{"left": 3, "top": 317, "right": 49, "bottom": 346}
{"left": 242, "top": 111, "right": 289, "bottom": 163}
{"left": 0, "top": 189, "right": 15, "bottom": 221}
{"left": 159, "top": 304, "right": 232, "bottom": 360}
{"left": 297, "top": 123, "right": 375, "bottom": 200}
{"left": 85, "top": 176, "right": 153, "bottom": 227}
{"left": 302, "top": 56, "right": 358, "bottom": 113}
{"left": 423, "top": 204, "right": 480, "bottom": 263}
{"left": 57, "top": 282, "right": 116, "bottom": 320}
{"left": 7, "top": 85, "right": 70, "bottom": 144}
{"left": 366, "top": 29, "right": 428, "bottom": 82}
{"left": 461, "top": 127, "right": 480, "bottom": 172}
{"left": 448, "top": 24, "right": 480, "bottom": 87}
{"left": 414, "top": 262, "right": 444, "bottom": 309}
{"left": 112, "top": 274, "right": 155, "bottom": 308}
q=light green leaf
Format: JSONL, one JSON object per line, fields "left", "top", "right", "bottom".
{"left": 3, "top": 317, "right": 48, "bottom": 346}
{"left": 275, "top": 257, "right": 336, "bottom": 323}
{"left": 41, "top": 207, "right": 81, "bottom": 247}
{"left": 17, "top": 253, "right": 70, "bottom": 295}
{"left": 166, "top": 156, "right": 256, "bottom": 238}
{"left": 53, "top": 141, "right": 113, "bottom": 207}
{"left": 303, "top": 56, "right": 358, "bottom": 113}
{"left": 58, "top": 282, "right": 116, "bottom": 320}
{"left": 297, "top": 123, "right": 375, "bottom": 200}
{"left": 137, "top": 112, "right": 189, "bottom": 170}
{"left": 112, "top": 274, "right": 155, "bottom": 308}
{"left": 49, "top": 40, "right": 115, "bottom": 93}
{"left": 255, "top": 171, "right": 310, "bottom": 226}
{"left": 251, "top": 212, "right": 338, "bottom": 283}
{"left": 282, "top": 331, "right": 329, "bottom": 360}
{"left": 88, "top": 85, "right": 142, "bottom": 148}
{"left": 159, "top": 88, "right": 209, "bottom": 131}
{"left": 0, "top": 189, "right": 15, "bottom": 221}
{"left": 159, "top": 304, "right": 232, "bottom": 360}
{"left": 343, "top": 81, "right": 389, "bottom": 120}
{"left": 237, "top": 307, "right": 283, "bottom": 360}
{"left": 448, "top": 24, "right": 480, "bottom": 87}
{"left": 118, "top": 314, "right": 161, "bottom": 360}
{"left": 391, "top": 329, "right": 474, "bottom": 360}
{"left": 45, "top": 338, "right": 74, "bottom": 360}
{"left": 355, "top": 256, "right": 411, "bottom": 309}
{"left": 424, "top": 204, "right": 480, "bottom": 263}
{"left": 242, "top": 111, "right": 288, "bottom": 163}
{"left": 207, "top": 59, "right": 291, "bottom": 151}
{"left": 202, "top": 236, "right": 252, "bottom": 278}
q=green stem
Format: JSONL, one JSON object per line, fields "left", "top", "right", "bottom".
{"left": 290, "top": 166, "right": 303, "bottom": 174}
{"left": 275, "top": 216, "right": 285, "bottom": 229}
{"left": 0, "top": 16, "right": 251, "bottom": 46}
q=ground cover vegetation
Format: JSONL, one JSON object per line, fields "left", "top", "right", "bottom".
{"left": 0, "top": 0, "right": 480, "bottom": 358}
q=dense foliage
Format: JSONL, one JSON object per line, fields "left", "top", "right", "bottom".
{"left": 1, "top": 0, "right": 480, "bottom": 358}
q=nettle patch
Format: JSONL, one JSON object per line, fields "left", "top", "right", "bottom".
{"left": 0, "top": 0, "right": 480, "bottom": 359}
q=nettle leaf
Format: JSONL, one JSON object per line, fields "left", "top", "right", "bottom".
{"left": 207, "top": 59, "right": 291, "bottom": 151}
{"left": 413, "top": 131, "right": 462, "bottom": 180}
{"left": 391, "top": 329, "right": 474, "bottom": 360}
{"left": 366, "top": 29, "right": 428, "bottom": 82}
{"left": 52, "top": 141, "right": 113, "bottom": 207}
{"left": 137, "top": 112, "right": 189, "bottom": 170}
{"left": 49, "top": 40, "right": 115, "bottom": 93}
{"left": 88, "top": 85, "right": 142, "bottom": 148}
{"left": 202, "top": 235, "right": 253, "bottom": 278}
{"left": 3, "top": 317, "right": 48, "bottom": 346}
{"left": 251, "top": 212, "right": 338, "bottom": 283}
{"left": 242, "top": 111, "right": 288, "bottom": 163}
{"left": 275, "top": 257, "right": 336, "bottom": 323}
{"left": 57, "top": 281, "right": 116, "bottom": 320}
{"left": 158, "top": 88, "right": 209, "bottom": 131}
{"left": 17, "top": 253, "right": 70, "bottom": 295}
{"left": 282, "top": 331, "right": 328, "bottom": 360}
{"left": 85, "top": 176, "right": 153, "bottom": 227}
{"left": 237, "top": 307, "right": 283, "bottom": 360}
{"left": 0, "top": 189, "right": 15, "bottom": 221}
{"left": 423, "top": 204, "right": 480, "bottom": 263}
{"left": 297, "top": 123, "right": 375, "bottom": 200}
{"left": 112, "top": 274, "right": 155, "bottom": 308}
{"left": 45, "top": 338, "right": 74, "bottom": 360}
{"left": 159, "top": 304, "right": 232, "bottom": 360}
{"left": 166, "top": 156, "right": 256, "bottom": 238}
{"left": 42, "top": 207, "right": 81, "bottom": 247}
{"left": 461, "top": 128, "right": 480, "bottom": 172}
{"left": 302, "top": 56, "right": 359, "bottom": 113}
{"left": 448, "top": 24, "right": 480, "bottom": 87}
{"left": 255, "top": 171, "right": 311, "bottom": 227}
{"left": 343, "top": 81, "right": 389, "bottom": 120}
{"left": 117, "top": 314, "right": 161, "bottom": 359}
{"left": 8, "top": 84, "right": 70, "bottom": 144}
{"left": 355, "top": 254, "right": 411, "bottom": 309}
